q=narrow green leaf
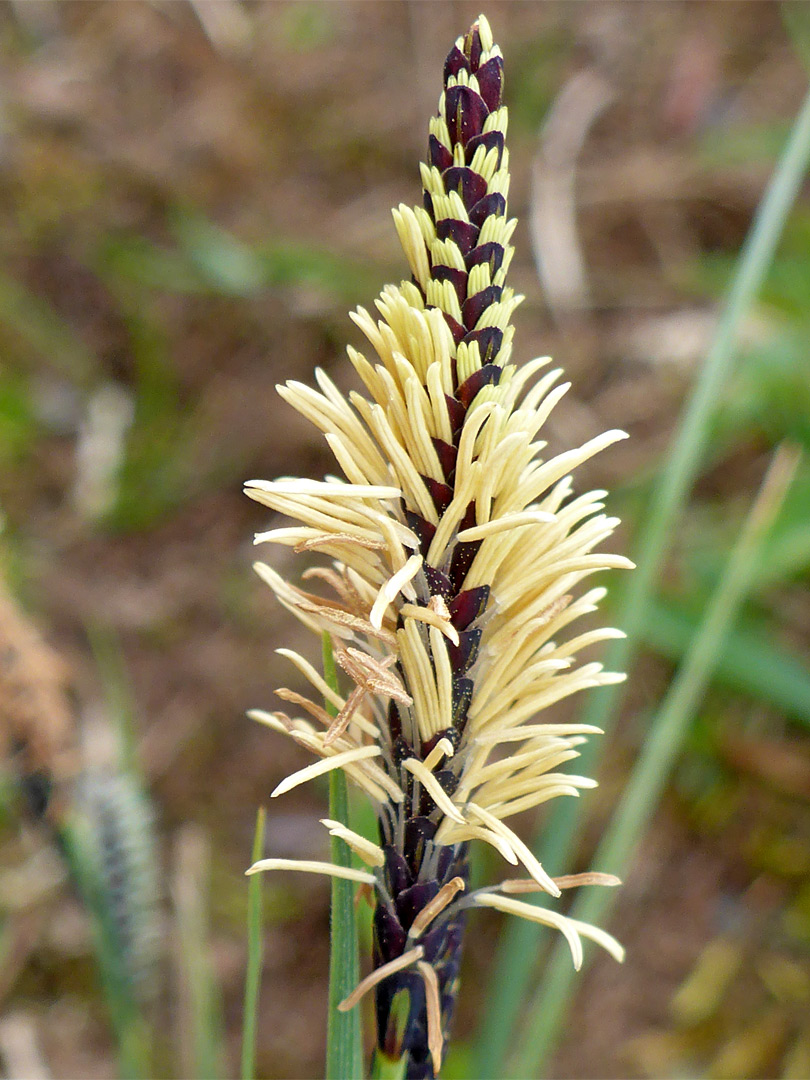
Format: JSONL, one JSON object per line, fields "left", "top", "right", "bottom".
{"left": 241, "top": 806, "right": 266, "bottom": 1080}
{"left": 477, "top": 82, "right": 810, "bottom": 1079}
{"left": 323, "top": 633, "right": 364, "bottom": 1080}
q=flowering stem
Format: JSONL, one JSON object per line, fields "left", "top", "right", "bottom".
{"left": 508, "top": 443, "right": 800, "bottom": 1077}
{"left": 478, "top": 81, "right": 810, "bottom": 1078}
{"left": 323, "top": 632, "right": 364, "bottom": 1080}
{"left": 249, "top": 16, "right": 631, "bottom": 1076}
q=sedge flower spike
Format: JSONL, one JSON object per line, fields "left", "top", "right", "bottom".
{"left": 246, "top": 15, "right": 631, "bottom": 1078}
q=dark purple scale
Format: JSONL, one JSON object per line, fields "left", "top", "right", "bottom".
{"left": 461, "top": 325, "right": 503, "bottom": 366}
{"left": 469, "top": 190, "right": 506, "bottom": 228}
{"left": 420, "top": 914, "right": 464, "bottom": 968}
{"left": 402, "top": 816, "right": 438, "bottom": 878}
{"left": 466, "top": 24, "right": 484, "bottom": 70}
{"left": 428, "top": 132, "right": 453, "bottom": 172}
{"left": 444, "top": 85, "right": 489, "bottom": 149}
{"left": 443, "top": 393, "right": 466, "bottom": 436}
{"left": 448, "top": 498, "right": 483, "bottom": 593}
{"left": 466, "top": 241, "right": 504, "bottom": 275}
{"left": 392, "top": 734, "right": 416, "bottom": 770}
{"left": 404, "top": 509, "right": 436, "bottom": 552}
{"left": 442, "top": 165, "right": 489, "bottom": 210}
{"left": 456, "top": 363, "right": 501, "bottom": 408}
{"left": 423, "top": 563, "right": 453, "bottom": 600}
{"left": 423, "top": 476, "right": 454, "bottom": 516}
{"left": 462, "top": 284, "right": 502, "bottom": 331}
{"left": 436, "top": 217, "right": 479, "bottom": 255}
{"left": 475, "top": 55, "right": 504, "bottom": 111}
{"left": 396, "top": 880, "right": 440, "bottom": 934}
{"left": 449, "top": 539, "right": 482, "bottom": 594}
{"left": 451, "top": 677, "right": 473, "bottom": 730}
{"left": 431, "top": 264, "right": 468, "bottom": 305}
{"left": 442, "top": 311, "right": 466, "bottom": 346}
{"left": 447, "top": 627, "right": 482, "bottom": 677}
{"left": 465, "top": 129, "right": 504, "bottom": 167}
{"left": 374, "top": 900, "right": 408, "bottom": 958}
{"left": 385, "top": 699, "right": 403, "bottom": 746}
{"left": 443, "top": 44, "right": 469, "bottom": 82}
{"left": 431, "top": 438, "right": 458, "bottom": 482}
{"left": 421, "top": 725, "right": 462, "bottom": 758}
{"left": 448, "top": 585, "right": 490, "bottom": 631}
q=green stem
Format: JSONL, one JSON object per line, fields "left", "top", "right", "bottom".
{"left": 476, "top": 82, "right": 810, "bottom": 1079}
{"left": 323, "top": 633, "right": 364, "bottom": 1080}
{"left": 241, "top": 806, "right": 266, "bottom": 1080}
{"left": 508, "top": 445, "right": 799, "bottom": 1078}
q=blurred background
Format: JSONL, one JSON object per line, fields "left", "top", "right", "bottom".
{"left": 1, "top": 2, "right": 810, "bottom": 1077}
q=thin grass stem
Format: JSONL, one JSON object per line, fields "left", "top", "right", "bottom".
{"left": 508, "top": 443, "right": 800, "bottom": 1077}
{"left": 323, "top": 633, "right": 364, "bottom": 1080}
{"left": 241, "top": 806, "right": 266, "bottom": 1080}
{"left": 476, "top": 83, "right": 810, "bottom": 1078}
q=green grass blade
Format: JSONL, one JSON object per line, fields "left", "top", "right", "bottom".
{"left": 508, "top": 445, "right": 800, "bottom": 1078}
{"left": 322, "top": 633, "right": 364, "bottom": 1080}
{"left": 475, "top": 82, "right": 810, "bottom": 1079}
{"left": 241, "top": 807, "right": 266, "bottom": 1080}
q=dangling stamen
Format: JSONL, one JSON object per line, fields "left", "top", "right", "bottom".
{"left": 271, "top": 745, "right": 383, "bottom": 798}
{"left": 320, "top": 819, "right": 386, "bottom": 867}
{"left": 337, "top": 946, "right": 425, "bottom": 1012}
